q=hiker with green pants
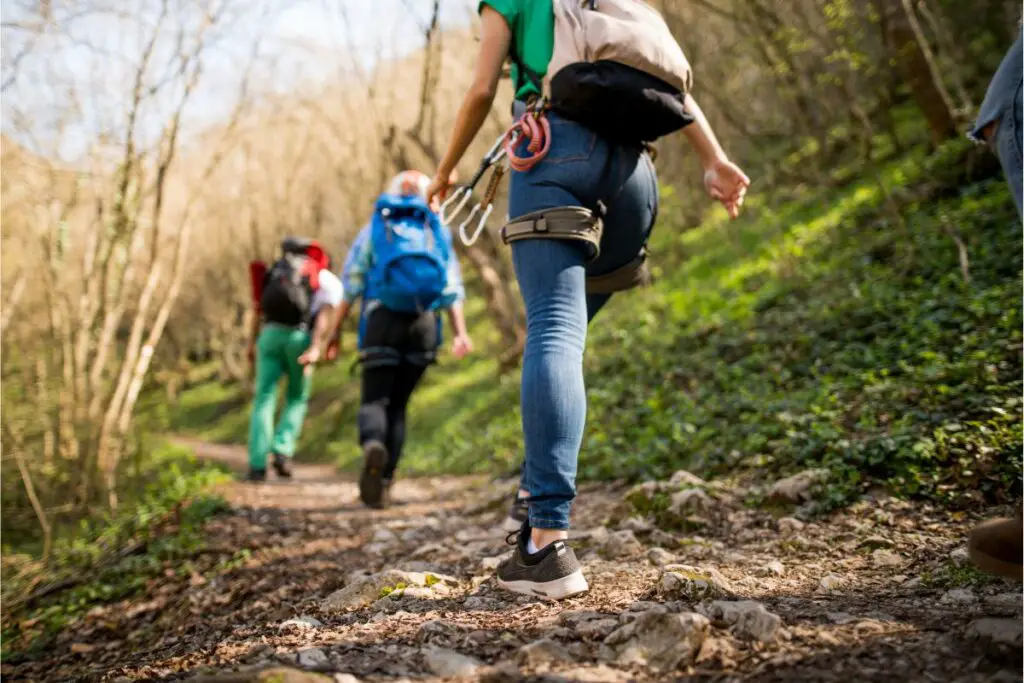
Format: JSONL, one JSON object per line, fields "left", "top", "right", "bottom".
{"left": 246, "top": 238, "right": 343, "bottom": 481}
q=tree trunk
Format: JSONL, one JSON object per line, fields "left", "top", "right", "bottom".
{"left": 876, "top": 0, "right": 957, "bottom": 146}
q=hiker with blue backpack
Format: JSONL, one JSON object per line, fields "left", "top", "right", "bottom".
{"left": 337, "top": 170, "right": 473, "bottom": 508}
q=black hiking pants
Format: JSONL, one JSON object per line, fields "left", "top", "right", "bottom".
{"left": 357, "top": 305, "right": 439, "bottom": 479}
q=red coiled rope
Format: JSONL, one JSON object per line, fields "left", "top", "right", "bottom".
{"left": 502, "top": 111, "right": 551, "bottom": 172}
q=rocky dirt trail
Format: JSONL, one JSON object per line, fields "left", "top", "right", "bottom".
{"left": 10, "top": 440, "right": 1021, "bottom": 683}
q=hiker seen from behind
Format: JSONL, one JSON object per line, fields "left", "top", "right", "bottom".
{"left": 246, "top": 238, "right": 343, "bottom": 481}
{"left": 337, "top": 170, "right": 473, "bottom": 509}
{"left": 428, "top": 0, "right": 750, "bottom": 599}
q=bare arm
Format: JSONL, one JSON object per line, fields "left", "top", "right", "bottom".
{"left": 446, "top": 302, "right": 468, "bottom": 339}
{"left": 428, "top": 6, "right": 511, "bottom": 202}
{"left": 682, "top": 93, "right": 751, "bottom": 219}
{"left": 446, "top": 302, "right": 473, "bottom": 360}
{"left": 682, "top": 94, "right": 728, "bottom": 168}
{"left": 310, "top": 304, "right": 337, "bottom": 353}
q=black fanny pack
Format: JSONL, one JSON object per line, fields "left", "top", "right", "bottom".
{"left": 511, "top": 48, "right": 694, "bottom": 144}
{"left": 550, "top": 61, "right": 694, "bottom": 144}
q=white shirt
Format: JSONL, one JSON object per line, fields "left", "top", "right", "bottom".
{"left": 311, "top": 269, "right": 343, "bottom": 315}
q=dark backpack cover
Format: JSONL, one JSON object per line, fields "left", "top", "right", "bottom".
{"left": 549, "top": 61, "right": 694, "bottom": 143}
{"left": 260, "top": 240, "right": 318, "bottom": 326}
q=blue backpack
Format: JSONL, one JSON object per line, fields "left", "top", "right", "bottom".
{"left": 367, "top": 193, "right": 450, "bottom": 313}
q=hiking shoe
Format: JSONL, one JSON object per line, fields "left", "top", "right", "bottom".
{"left": 359, "top": 440, "right": 389, "bottom": 508}
{"left": 246, "top": 468, "right": 267, "bottom": 482}
{"left": 271, "top": 452, "right": 293, "bottom": 479}
{"left": 501, "top": 494, "right": 530, "bottom": 532}
{"left": 496, "top": 525, "right": 589, "bottom": 600}
{"left": 968, "top": 516, "right": 1023, "bottom": 581}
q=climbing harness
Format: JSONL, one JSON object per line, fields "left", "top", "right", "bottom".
{"left": 440, "top": 106, "right": 552, "bottom": 247}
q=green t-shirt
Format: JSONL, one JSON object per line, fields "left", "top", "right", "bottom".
{"left": 479, "top": 0, "right": 553, "bottom": 100}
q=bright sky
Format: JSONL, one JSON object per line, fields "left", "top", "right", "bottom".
{"left": 1, "top": 0, "right": 478, "bottom": 163}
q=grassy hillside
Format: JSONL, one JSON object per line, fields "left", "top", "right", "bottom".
{"left": 153, "top": 137, "right": 1022, "bottom": 510}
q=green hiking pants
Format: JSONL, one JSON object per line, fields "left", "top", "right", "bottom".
{"left": 248, "top": 324, "right": 312, "bottom": 469}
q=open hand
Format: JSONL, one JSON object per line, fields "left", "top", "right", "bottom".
{"left": 703, "top": 159, "right": 751, "bottom": 219}
{"left": 298, "top": 345, "right": 322, "bottom": 367}
{"left": 426, "top": 168, "right": 458, "bottom": 212}
{"left": 452, "top": 334, "right": 474, "bottom": 360}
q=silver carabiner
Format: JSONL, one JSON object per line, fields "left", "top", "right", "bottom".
{"left": 458, "top": 202, "right": 494, "bottom": 247}
{"left": 439, "top": 186, "right": 473, "bottom": 225}
{"left": 439, "top": 131, "right": 508, "bottom": 227}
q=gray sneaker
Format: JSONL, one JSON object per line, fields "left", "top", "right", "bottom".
{"left": 496, "top": 526, "right": 589, "bottom": 600}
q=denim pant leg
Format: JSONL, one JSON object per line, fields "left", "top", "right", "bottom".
{"left": 507, "top": 112, "right": 659, "bottom": 529}
{"left": 512, "top": 240, "right": 588, "bottom": 529}
{"left": 995, "top": 82, "right": 1023, "bottom": 218}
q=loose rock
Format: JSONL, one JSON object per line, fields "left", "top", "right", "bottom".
{"left": 616, "top": 516, "right": 653, "bottom": 533}
{"left": 417, "top": 619, "right": 466, "bottom": 644}
{"left": 657, "top": 564, "right": 733, "bottom": 601}
{"left": 668, "top": 488, "right": 714, "bottom": 517}
{"left": 602, "top": 530, "right": 643, "bottom": 558}
{"left": 577, "top": 619, "right": 620, "bottom": 639}
{"left": 423, "top": 647, "right": 482, "bottom": 678}
{"left": 695, "top": 636, "right": 738, "bottom": 668}
{"left": 818, "top": 573, "right": 845, "bottom": 592}
{"left": 516, "top": 639, "right": 573, "bottom": 666}
{"left": 600, "top": 611, "right": 709, "bottom": 670}
{"left": 648, "top": 529, "right": 678, "bottom": 548}
{"left": 767, "top": 469, "right": 828, "bottom": 504}
{"left": 965, "top": 618, "right": 1024, "bottom": 654}
{"left": 871, "top": 549, "right": 903, "bottom": 568}
{"left": 322, "top": 570, "right": 457, "bottom": 611}
{"left": 463, "top": 596, "right": 500, "bottom": 611}
{"left": 858, "top": 535, "right": 894, "bottom": 550}
{"left": 280, "top": 616, "right": 323, "bottom": 630}
{"left": 701, "top": 600, "right": 783, "bottom": 643}
{"left": 764, "top": 560, "right": 786, "bottom": 576}
{"left": 669, "top": 470, "right": 706, "bottom": 487}
{"left": 940, "top": 588, "right": 977, "bottom": 605}
{"left": 983, "top": 593, "right": 1023, "bottom": 616}
{"left": 296, "top": 648, "right": 329, "bottom": 669}
{"left": 647, "top": 547, "right": 675, "bottom": 567}
{"left": 777, "top": 517, "right": 805, "bottom": 534}
{"left": 371, "top": 528, "right": 398, "bottom": 544}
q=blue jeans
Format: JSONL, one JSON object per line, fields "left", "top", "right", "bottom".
{"left": 508, "top": 112, "right": 659, "bottom": 529}
{"left": 993, "top": 83, "right": 1023, "bottom": 217}
{"left": 971, "top": 29, "right": 1022, "bottom": 217}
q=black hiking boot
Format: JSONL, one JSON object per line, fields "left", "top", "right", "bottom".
{"left": 271, "top": 452, "right": 293, "bottom": 479}
{"left": 496, "top": 524, "right": 589, "bottom": 600}
{"left": 246, "top": 468, "right": 267, "bottom": 482}
{"left": 359, "top": 440, "right": 389, "bottom": 509}
{"left": 501, "top": 494, "right": 530, "bottom": 532}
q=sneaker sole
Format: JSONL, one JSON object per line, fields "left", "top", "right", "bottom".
{"left": 497, "top": 569, "right": 589, "bottom": 600}
{"left": 359, "top": 440, "right": 388, "bottom": 508}
{"left": 501, "top": 515, "right": 527, "bottom": 533}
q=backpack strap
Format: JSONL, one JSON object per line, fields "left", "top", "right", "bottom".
{"left": 507, "top": 41, "right": 544, "bottom": 100}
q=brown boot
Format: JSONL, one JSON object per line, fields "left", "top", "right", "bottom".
{"left": 968, "top": 515, "right": 1023, "bottom": 581}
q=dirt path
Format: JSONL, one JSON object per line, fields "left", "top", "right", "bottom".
{"left": 10, "top": 440, "right": 1021, "bottom": 682}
